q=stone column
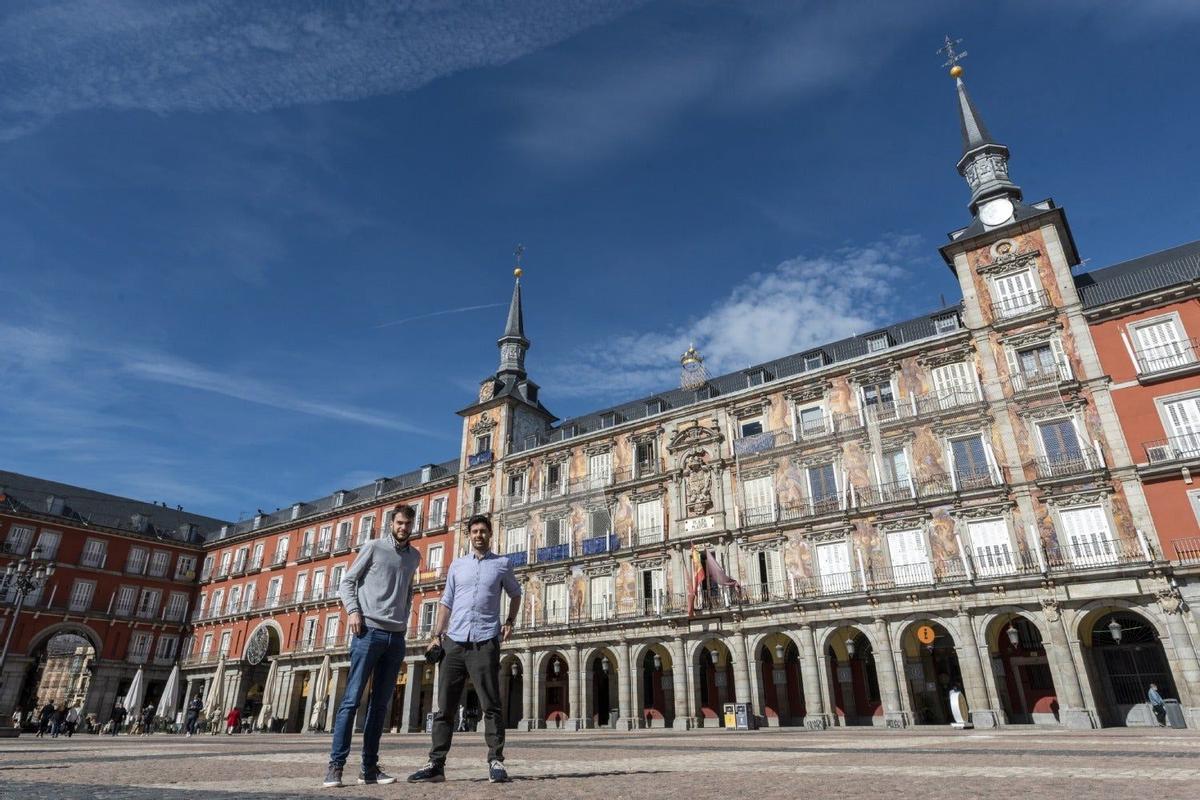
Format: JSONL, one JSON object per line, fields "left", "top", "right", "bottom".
{"left": 670, "top": 637, "right": 691, "bottom": 729}
{"left": 872, "top": 618, "right": 907, "bottom": 728}
{"left": 1042, "top": 602, "right": 1096, "bottom": 729}
{"left": 1161, "top": 599, "right": 1200, "bottom": 726}
{"left": 398, "top": 658, "right": 423, "bottom": 732}
{"left": 566, "top": 645, "right": 583, "bottom": 731}
{"left": 744, "top": 635, "right": 764, "bottom": 724}
{"left": 799, "top": 625, "right": 828, "bottom": 729}
{"left": 518, "top": 650, "right": 538, "bottom": 731}
{"left": 300, "top": 671, "right": 316, "bottom": 732}
{"left": 954, "top": 610, "right": 998, "bottom": 728}
{"left": 730, "top": 632, "right": 752, "bottom": 705}
{"left": 616, "top": 640, "right": 635, "bottom": 730}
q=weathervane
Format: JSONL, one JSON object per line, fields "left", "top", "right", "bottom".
{"left": 513, "top": 244, "right": 525, "bottom": 278}
{"left": 938, "top": 35, "right": 968, "bottom": 77}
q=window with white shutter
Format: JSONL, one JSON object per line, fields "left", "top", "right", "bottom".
{"left": 589, "top": 574, "right": 614, "bottom": 620}
{"left": 951, "top": 435, "right": 993, "bottom": 488}
{"left": 148, "top": 550, "right": 170, "bottom": 577}
{"left": 81, "top": 538, "right": 107, "bottom": 568}
{"left": 126, "top": 546, "right": 149, "bottom": 574}
{"left": 588, "top": 451, "right": 612, "bottom": 488}
{"left": 33, "top": 530, "right": 60, "bottom": 560}
{"left": 807, "top": 462, "right": 839, "bottom": 509}
{"left": 4, "top": 525, "right": 34, "bottom": 556}
{"left": 886, "top": 529, "right": 932, "bottom": 585}
{"left": 816, "top": 541, "right": 852, "bottom": 594}
{"left": 742, "top": 475, "right": 775, "bottom": 525}
{"left": 1038, "top": 418, "right": 1084, "bottom": 466}
{"left": 504, "top": 525, "right": 527, "bottom": 555}
{"left": 1058, "top": 505, "right": 1117, "bottom": 566}
{"left": 636, "top": 498, "right": 663, "bottom": 544}
{"left": 543, "top": 582, "right": 567, "bottom": 625}
{"left": 993, "top": 269, "right": 1041, "bottom": 317}
{"left": 931, "top": 361, "right": 977, "bottom": 408}
{"left": 115, "top": 585, "right": 138, "bottom": 616}
{"left": 1133, "top": 316, "right": 1190, "bottom": 373}
{"left": 1162, "top": 397, "right": 1200, "bottom": 457}
{"left": 967, "top": 518, "right": 1014, "bottom": 576}
{"left": 797, "top": 405, "right": 828, "bottom": 438}
{"left": 294, "top": 572, "right": 308, "bottom": 602}
{"left": 69, "top": 579, "right": 96, "bottom": 612}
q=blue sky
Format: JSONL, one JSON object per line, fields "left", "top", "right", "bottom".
{"left": 2, "top": 1, "right": 1198, "bottom": 522}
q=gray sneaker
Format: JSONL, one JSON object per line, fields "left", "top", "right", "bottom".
{"left": 358, "top": 766, "right": 396, "bottom": 785}
{"left": 323, "top": 764, "right": 344, "bottom": 788}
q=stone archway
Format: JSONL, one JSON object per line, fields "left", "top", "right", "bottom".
{"left": 755, "top": 633, "right": 804, "bottom": 727}
{"left": 895, "top": 620, "right": 963, "bottom": 725}
{"left": 238, "top": 622, "right": 283, "bottom": 724}
{"left": 823, "top": 626, "right": 880, "bottom": 726}
{"left": 584, "top": 647, "right": 619, "bottom": 728}
{"left": 539, "top": 651, "right": 570, "bottom": 728}
{"left": 692, "top": 639, "right": 734, "bottom": 727}
{"left": 1079, "top": 607, "right": 1177, "bottom": 727}
{"left": 633, "top": 642, "right": 674, "bottom": 728}
{"left": 499, "top": 654, "right": 524, "bottom": 730}
{"left": 17, "top": 624, "right": 104, "bottom": 720}
{"left": 985, "top": 612, "right": 1058, "bottom": 725}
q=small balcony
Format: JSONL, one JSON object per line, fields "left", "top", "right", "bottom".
{"left": 1011, "top": 363, "right": 1073, "bottom": 395}
{"left": 733, "top": 429, "right": 791, "bottom": 457}
{"left": 954, "top": 465, "right": 1004, "bottom": 491}
{"left": 581, "top": 533, "right": 620, "bottom": 556}
{"left": 779, "top": 494, "right": 842, "bottom": 520}
{"left": 740, "top": 504, "right": 777, "bottom": 527}
{"left": 332, "top": 534, "right": 351, "bottom": 554}
{"left": 269, "top": 554, "right": 287, "bottom": 568}
{"left": 536, "top": 542, "right": 571, "bottom": 563}
{"left": 1035, "top": 450, "right": 1103, "bottom": 480}
{"left": 858, "top": 479, "right": 917, "bottom": 508}
{"left": 1143, "top": 435, "right": 1200, "bottom": 466}
{"left": 990, "top": 289, "right": 1052, "bottom": 326}
{"left": 1172, "top": 537, "right": 1200, "bottom": 564}
{"left": 912, "top": 387, "right": 984, "bottom": 417}
{"left": 416, "top": 567, "right": 445, "bottom": 585}
{"left": 468, "top": 450, "right": 493, "bottom": 468}
{"left": 1134, "top": 338, "right": 1200, "bottom": 379}
{"left": 247, "top": 557, "right": 262, "bottom": 573}
{"left": 633, "top": 525, "right": 664, "bottom": 547}
{"left": 505, "top": 550, "right": 528, "bottom": 567}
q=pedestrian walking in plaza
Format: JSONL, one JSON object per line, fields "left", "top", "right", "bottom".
{"left": 185, "top": 695, "right": 203, "bottom": 737}
{"left": 323, "top": 503, "right": 421, "bottom": 789}
{"left": 50, "top": 702, "right": 65, "bottom": 737}
{"left": 36, "top": 701, "right": 54, "bottom": 737}
{"left": 108, "top": 700, "right": 126, "bottom": 735}
{"left": 11, "top": 707, "right": 24, "bottom": 731}
{"left": 408, "top": 514, "right": 522, "bottom": 785}
{"left": 142, "top": 704, "right": 156, "bottom": 735}
{"left": 1148, "top": 683, "right": 1167, "bottom": 726}
{"left": 64, "top": 701, "right": 81, "bottom": 737}
{"left": 225, "top": 705, "right": 241, "bottom": 734}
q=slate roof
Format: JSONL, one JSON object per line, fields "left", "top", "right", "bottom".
{"left": 213, "top": 459, "right": 460, "bottom": 540}
{"left": 512, "top": 305, "right": 965, "bottom": 453}
{"left": 1075, "top": 239, "right": 1200, "bottom": 310}
{"left": 0, "top": 470, "right": 229, "bottom": 544}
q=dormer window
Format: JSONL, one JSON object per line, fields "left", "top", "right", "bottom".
{"left": 474, "top": 434, "right": 491, "bottom": 455}
{"left": 646, "top": 398, "right": 666, "bottom": 415}
{"left": 867, "top": 333, "right": 890, "bottom": 353}
{"left": 599, "top": 412, "right": 617, "bottom": 429}
{"left": 803, "top": 351, "right": 825, "bottom": 371}
{"left": 334, "top": 491, "right": 346, "bottom": 508}
{"left": 252, "top": 514, "right": 263, "bottom": 530}
{"left": 746, "top": 368, "right": 768, "bottom": 387}
{"left": 934, "top": 314, "right": 959, "bottom": 334}
{"left": 290, "top": 503, "right": 302, "bottom": 520}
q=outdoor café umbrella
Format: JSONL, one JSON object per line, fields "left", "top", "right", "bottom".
{"left": 255, "top": 658, "right": 279, "bottom": 731}
{"left": 309, "top": 655, "right": 332, "bottom": 730}
{"left": 204, "top": 656, "right": 227, "bottom": 722}
{"left": 156, "top": 663, "right": 181, "bottom": 721}
{"left": 123, "top": 666, "right": 146, "bottom": 715}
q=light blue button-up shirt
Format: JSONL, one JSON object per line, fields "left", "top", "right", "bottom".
{"left": 441, "top": 551, "right": 522, "bottom": 642}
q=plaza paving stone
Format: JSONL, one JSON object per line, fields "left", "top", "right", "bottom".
{"left": 2, "top": 727, "right": 1199, "bottom": 800}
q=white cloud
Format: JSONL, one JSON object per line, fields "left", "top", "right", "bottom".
{"left": 542, "top": 236, "right": 924, "bottom": 400}
{"left": 0, "top": 0, "right": 646, "bottom": 140}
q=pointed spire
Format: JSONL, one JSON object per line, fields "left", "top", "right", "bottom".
{"left": 497, "top": 246, "right": 530, "bottom": 379}
{"left": 956, "top": 77, "right": 996, "bottom": 157}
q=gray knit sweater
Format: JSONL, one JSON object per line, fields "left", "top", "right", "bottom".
{"left": 338, "top": 537, "right": 420, "bottom": 632}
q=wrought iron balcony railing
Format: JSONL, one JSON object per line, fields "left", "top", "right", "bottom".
{"left": 1034, "top": 451, "right": 1102, "bottom": 479}
{"left": 1143, "top": 435, "right": 1200, "bottom": 465}
{"left": 1134, "top": 338, "right": 1200, "bottom": 375}
{"left": 990, "top": 289, "right": 1051, "bottom": 322}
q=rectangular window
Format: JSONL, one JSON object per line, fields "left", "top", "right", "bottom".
{"left": 69, "top": 579, "right": 96, "bottom": 612}
{"left": 312, "top": 569, "right": 326, "bottom": 600}
{"left": 250, "top": 543, "right": 264, "bottom": 568}
{"left": 225, "top": 586, "right": 241, "bottom": 615}
{"left": 1038, "top": 418, "right": 1084, "bottom": 467}
{"left": 210, "top": 588, "right": 224, "bottom": 616}
{"left": 427, "top": 544, "right": 444, "bottom": 573}
{"left": 33, "top": 530, "right": 61, "bottom": 560}
{"left": 419, "top": 601, "right": 438, "bottom": 634}
{"left": 807, "top": 462, "right": 839, "bottom": 510}
{"left": 508, "top": 473, "right": 526, "bottom": 499}
{"left": 357, "top": 515, "right": 375, "bottom": 544}
{"left": 1058, "top": 505, "right": 1117, "bottom": 566}
{"left": 330, "top": 565, "right": 345, "bottom": 593}
{"left": 635, "top": 440, "right": 657, "bottom": 476}
{"left": 275, "top": 536, "right": 290, "bottom": 564}
{"left": 867, "top": 333, "right": 889, "bottom": 353}
{"left": 951, "top": 434, "right": 993, "bottom": 488}
{"left": 324, "top": 615, "right": 340, "bottom": 647}
{"left": 126, "top": 546, "right": 149, "bottom": 574}
{"left": 199, "top": 634, "right": 213, "bottom": 658}
{"left": 588, "top": 508, "right": 611, "bottom": 538}
{"left": 1008, "top": 340, "right": 1071, "bottom": 390}
{"left": 148, "top": 550, "right": 170, "bottom": 577}
{"left": 881, "top": 448, "right": 910, "bottom": 487}
{"left": 137, "top": 588, "right": 161, "bottom": 619}
{"left": 294, "top": 572, "right": 309, "bottom": 602}
{"left": 219, "top": 630, "right": 232, "bottom": 655}
{"left": 887, "top": 529, "right": 931, "bottom": 585}
{"left": 218, "top": 551, "right": 232, "bottom": 576}
{"left": 318, "top": 526, "right": 332, "bottom": 553}
{"left": 861, "top": 380, "right": 896, "bottom": 420}
{"left": 302, "top": 529, "right": 316, "bottom": 557}
{"left": 739, "top": 419, "right": 764, "bottom": 437}
{"left": 588, "top": 451, "right": 612, "bottom": 487}
{"left": 543, "top": 582, "right": 567, "bottom": 625}
{"left": 993, "top": 269, "right": 1041, "bottom": 317}
{"left": 266, "top": 577, "right": 283, "bottom": 607}
{"left": 931, "top": 361, "right": 976, "bottom": 408}
{"left": 155, "top": 635, "right": 178, "bottom": 662}
{"left": 545, "top": 463, "right": 562, "bottom": 494}
{"left": 80, "top": 538, "right": 107, "bottom": 568}
{"left": 115, "top": 585, "right": 138, "bottom": 616}
{"left": 475, "top": 433, "right": 491, "bottom": 454}
{"left": 429, "top": 496, "right": 448, "bottom": 527}
{"left": 742, "top": 475, "right": 775, "bottom": 525}
{"left": 754, "top": 549, "right": 785, "bottom": 595}
{"left": 804, "top": 352, "right": 825, "bottom": 370}
{"left": 816, "top": 541, "right": 852, "bottom": 594}
{"left": 175, "top": 554, "right": 197, "bottom": 580}
{"left": 4, "top": 525, "right": 34, "bottom": 556}
{"left": 967, "top": 518, "right": 1014, "bottom": 576}
{"left": 933, "top": 314, "right": 958, "bottom": 334}
{"left": 335, "top": 521, "right": 352, "bottom": 550}
{"left": 129, "top": 632, "right": 152, "bottom": 663}
{"left": 302, "top": 618, "right": 318, "bottom": 648}
{"left": 241, "top": 582, "right": 256, "bottom": 612}
{"left": 166, "top": 591, "right": 188, "bottom": 621}
{"left": 589, "top": 574, "right": 614, "bottom": 620}
{"left": 544, "top": 518, "right": 564, "bottom": 547}
{"left": 504, "top": 525, "right": 527, "bottom": 555}
{"left": 233, "top": 547, "right": 248, "bottom": 572}
{"left": 797, "top": 405, "right": 828, "bottom": 438}
{"left": 1163, "top": 397, "right": 1200, "bottom": 457}
{"left": 635, "top": 498, "right": 663, "bottom": 543}
{"left": 639, "top": 568, "right": 665, "bottom": 614}
{"left": 1133, "top": 316, "right": 1192, "bottom": 373}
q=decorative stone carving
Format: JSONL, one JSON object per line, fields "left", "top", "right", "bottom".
{"left": 631, "top": 486, "right": 666, "bottom": 503}
{"left": 1039, "top": 597, "right": 1061, "bottom": 623}
{"left": 949, "top": 502, "right": 1013, "bottom": 520}
{"left": 543, "top": 451, "right": 570, "bottom": 465}
{"left": 738, "top": 463, "right": 778, "bottom": 480}
{"left": 849, "top": 363, "right": 898, "bottom": 386}
{"left": 791, "top": 451, "right": 841, "bottom": 469}
{"left": 730, "top": 398, "right": 771, "bottom": 420}
{"left": 741, "top": 534, "right": 786, "bottom": 553}
{"left": 785, "top": 382, "right": 830, "bottom": 404}
{"left": 633, "top": 554, "right": 670, "bottom": 568}
{"left": 470, "top": 414, "right": 497, "bottom": 435}
{"left": 805, "top": 527, "right": 852, "bottom": 544}
{"left": 501, "top": 512, "right": 530, "bottom": 527}
{"left": 583, "top": 441, "right": 614, "bottom": 456}
{"left": 582, "top": 563, "right": 618, "bottom": 578}
{"left": 931, "top": 419, "right": 989, "bottom": 438}
{"left": 628, "top": 428, "right": 662, "bottom": 445}
{"left": 501, "top": 462, "right": 529, "bottom": 476}
{"left": 1020, "top": 400, "right": 1087, "bottom": 421}
{"left": 917, "top": 346, "right": 974, "bottom": 369}
{"left": 683, "top": 451, "right": 714, "bottom": 516}
{"left": 1043, "top": 488, "right": 1111, "bottom": 508}
{"left": 1002, "top": 324, "right": 1062, "bottom": 350}
{"left": 975, "top": 248, "right": 1039, "bottom": 277}
{"left": 875, "top": 515, "right": 930, "bottom": 533}
{"left": 667, "top": 422, "right": 723, "bottom": 453}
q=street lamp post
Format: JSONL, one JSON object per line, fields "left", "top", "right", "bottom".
{"left": 1, "top": 546, "right": 57, "bottom": 736}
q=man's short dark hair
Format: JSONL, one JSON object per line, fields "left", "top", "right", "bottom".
{"left": 392, "top": 504, "right": 417, "bottom": 521}
{"left": 466, "top": 514, "right": 492, "bottom": 533}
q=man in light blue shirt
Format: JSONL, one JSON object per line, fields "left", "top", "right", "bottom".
{"left": 408, "top": 514, "right": 521, "bottom": 784}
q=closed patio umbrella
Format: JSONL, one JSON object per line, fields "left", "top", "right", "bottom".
{"left": 255, "top": 658, "right": 279, "bottom": 731}
{"left": 203, "top": 656, "right": 227, "bottom": 731}
{"left": 309, "top": 655, "right": 332, "bottom": 731}
{"left": 156, "top": 664, "right": 181, "bottom": 722}
{"left": 123, "top": 667, "right": 146, "bottom": 717}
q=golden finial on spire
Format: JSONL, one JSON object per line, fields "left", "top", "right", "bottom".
{"left": 938, "top": 35, "right": 968, "bottom": 78}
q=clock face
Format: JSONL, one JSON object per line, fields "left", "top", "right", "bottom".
{"left": 246, "top": 628, "right": 270, "bottom": 665}
{"left": 979, "top": 197, "right": 1014, "bottom": 227}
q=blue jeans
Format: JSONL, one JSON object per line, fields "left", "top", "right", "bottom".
{"left": 329, "top": 627, "right": 406, "bottom": 769}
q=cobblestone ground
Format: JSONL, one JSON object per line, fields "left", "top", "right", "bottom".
{"left": 2, "top": 727, "right": 1198, "bottom": 800}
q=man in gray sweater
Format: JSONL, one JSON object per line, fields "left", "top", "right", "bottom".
{"left": 324, "top": 503, "right": 420, "bottom": 789}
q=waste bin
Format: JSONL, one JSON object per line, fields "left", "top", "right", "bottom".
{"left": 425, "top": 712, "right": 435, "bottom": 733}
{"left": 734, "top": 703, "right": 757, "bottom": 730}
{"left": 1164, "top": 699, "right": 1187, "bottom": 729}
{"left": 722, "top": 703, "right": 736, "bottom": 729}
